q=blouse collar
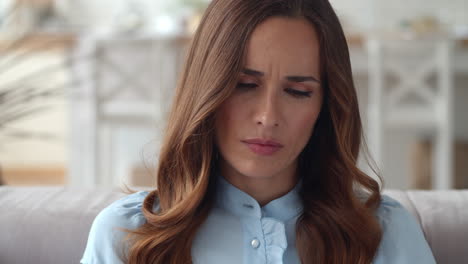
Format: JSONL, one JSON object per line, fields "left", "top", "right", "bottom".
{"left": 214, "top": 172, "right": 303, "bottom": 222}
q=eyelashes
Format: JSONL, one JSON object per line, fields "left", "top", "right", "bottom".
{"left": 284, "top": 88, "right": 312, "bottom": 98}
{"left": 236, "top": 83, "right": 257, "bottom": 89}
{"left": 236, "top": 83, "right": 312, "bottom": 98}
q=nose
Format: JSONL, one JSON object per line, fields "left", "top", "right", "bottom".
{"left": 254, "top": 89, "right": 280, "bottom": 128}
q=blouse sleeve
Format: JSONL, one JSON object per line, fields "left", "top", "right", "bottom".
{"left": 80, "top": 191, "right": 150, "bottom": 264}
{"left": 372, "top": 194, "right": 436, "bottom": 264}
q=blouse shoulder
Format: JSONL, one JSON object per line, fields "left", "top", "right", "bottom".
{"left": 372, "top": 194, "right": 436, "bottom": 264}
{"left": 80, "top": 191, "right": 157, "bottom": 264}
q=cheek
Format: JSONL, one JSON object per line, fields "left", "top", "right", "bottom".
{"left": 287, "top": 107, "right": 321, "bottom": 147}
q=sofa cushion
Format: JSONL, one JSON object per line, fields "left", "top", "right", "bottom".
{"left": 0, "top": 186, "right": 126, "bottom": 264}
{"left": 0, "top": 186, "right": 467, "bottom": 264}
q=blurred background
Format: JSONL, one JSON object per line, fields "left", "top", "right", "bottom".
{"left": 0, "top": 0, "right": 466, "bottom": 190}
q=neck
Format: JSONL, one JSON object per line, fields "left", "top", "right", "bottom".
{"left": 218, "top": 160, "right": 299, "bottom": 206}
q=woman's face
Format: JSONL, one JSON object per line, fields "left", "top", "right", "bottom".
{"left": 215, "top": 17, "right": 323, "bottom": 181}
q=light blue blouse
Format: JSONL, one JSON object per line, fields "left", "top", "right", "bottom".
{"left": 80, "top": 174, "right": 436, "bottom": 263}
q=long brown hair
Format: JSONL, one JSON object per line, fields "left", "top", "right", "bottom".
{"left": 122, "top": 0, "right": 384, "bottom": 263}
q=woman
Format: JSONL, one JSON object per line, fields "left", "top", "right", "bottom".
{"left": 80, "top": 0, "right": 436, "bottom": 263}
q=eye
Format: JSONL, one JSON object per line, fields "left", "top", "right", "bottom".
{"left": 236, "top": 82, "right": 258, "bottom": 90}
{"left": 285, "top": 88, "right": 312, "bottom": 98}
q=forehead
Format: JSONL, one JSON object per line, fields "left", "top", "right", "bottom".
{"left": 244, "top": 16, "right": 320, "bottom": 75}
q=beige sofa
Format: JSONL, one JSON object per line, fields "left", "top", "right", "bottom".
{"left": 0, "top": 186, "right": 467, "bottom": 264}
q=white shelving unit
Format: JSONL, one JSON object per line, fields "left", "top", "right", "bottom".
{"left": 68, "top": 33, "right": 189, "bottom": 186}
{"left": 365, "top": 36, "right": 455, "bottom": 189}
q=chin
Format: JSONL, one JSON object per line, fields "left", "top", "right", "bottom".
{"left": 220, "top": 154, "right": 284, "bottom": 180}
{"left": 235, "top": 163, "right": 279, "bottom": 179}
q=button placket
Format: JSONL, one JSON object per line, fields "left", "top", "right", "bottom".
{"left": 261, "top": 217, "right": 287, "bottom": 263}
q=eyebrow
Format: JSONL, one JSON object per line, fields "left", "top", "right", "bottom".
{"left": 241, "top": 68, "right": 321, "bottom": 84}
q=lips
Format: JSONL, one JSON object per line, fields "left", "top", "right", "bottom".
{"left": 241, "top": 138, "right": 284, "bottom": 155}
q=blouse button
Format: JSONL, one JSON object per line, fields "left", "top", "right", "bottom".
{"left": 251, "top": 238, "right": 260, "bottom": 249}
